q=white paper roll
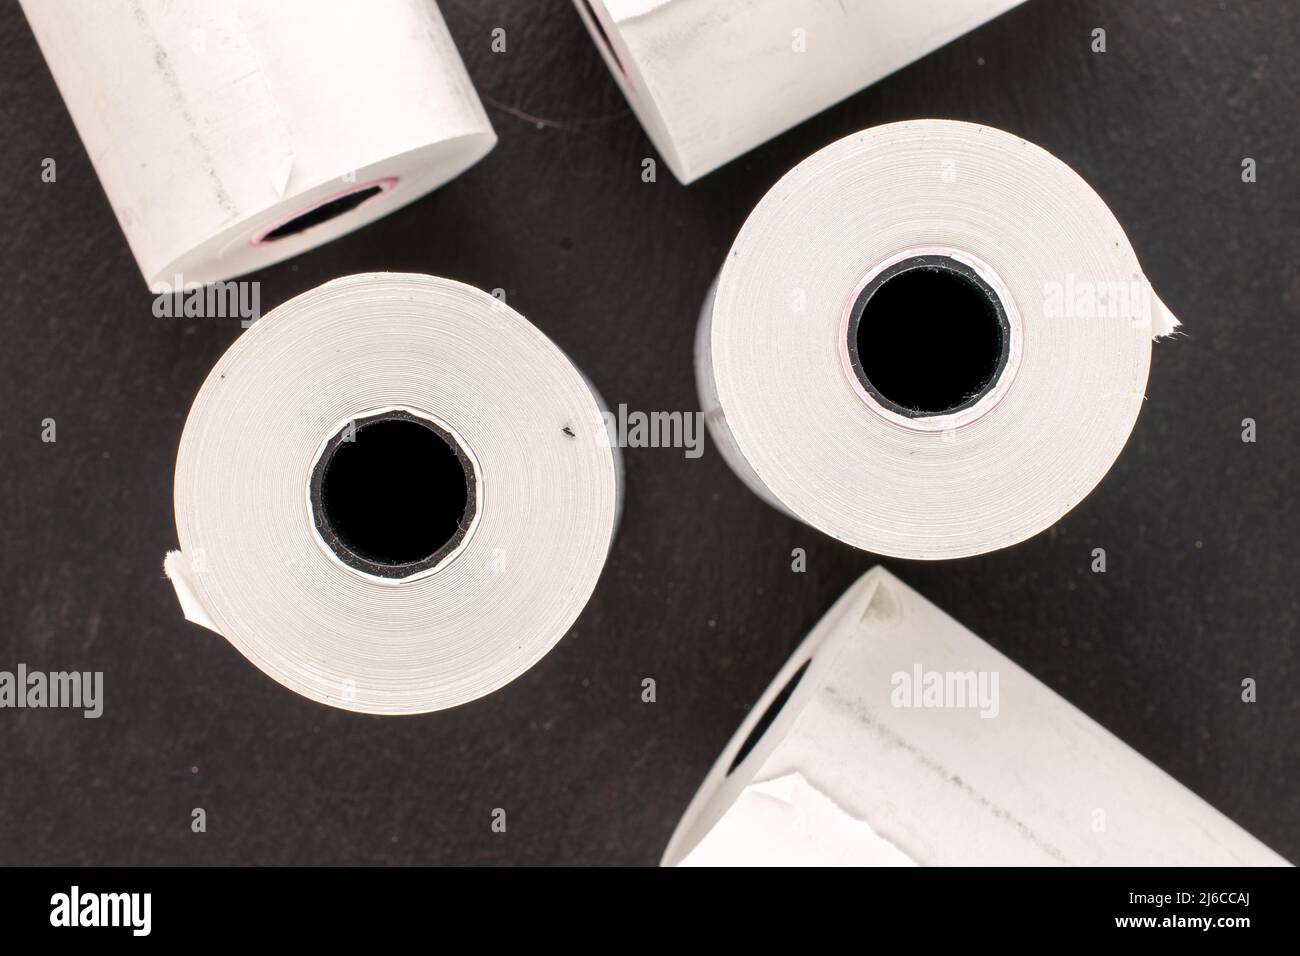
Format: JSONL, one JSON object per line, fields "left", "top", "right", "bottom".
{"left": 573, "top": 0, "right": 1025, "bottom": 182}
{"left": 20, "top": 0, "right": 496, "bottom": 287}
{"left": 664, "top": 568, "right": 1288, "bottom": 867}
{"left": 165, "top": 274, "right": 622, "bottom": 715}
{"left": 698, "top": 120, "right": 1179, "bottom": 560}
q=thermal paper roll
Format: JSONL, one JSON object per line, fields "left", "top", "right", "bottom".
{"left": 165, "top": 274, "right": 622, "bottom": 714}
{"left": 697, "top": 120, "right": 1179, "bottom": 560}
{"left": 20, "top": 0, "right": 496, "bottom": 287}
{"left": 573, "top": 0, "right": 1025, "bottom": 183}
{"left": 664, "top": 568, "right": 1287, "bottom": 867}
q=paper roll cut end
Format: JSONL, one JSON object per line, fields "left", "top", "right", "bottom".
{"left": 163, "top": 551, "right": 221, "bottom": 635}
{"left": 1151, "top": 289, "right": 1182, "bottom": 339}
{"left": 270, "top": 153, "right": 296, "bottom": 199}
{"left": 677, "top": 771, "right": 918, "bottom": 867}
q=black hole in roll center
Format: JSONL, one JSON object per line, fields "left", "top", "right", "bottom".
{"left": 310, "top": 411, "right": 475, "bottom": 579}
{"left": 260, "top": 184, "right": 384, "bottom": 243}
{"left": 727, "top": 658, "right": 812, "bottom": 776}
{"left": 580, "top": 0, "right": 629, "bottom": 79}
{"left": 847, "top": 255, "right": 1009, "bottom": 417}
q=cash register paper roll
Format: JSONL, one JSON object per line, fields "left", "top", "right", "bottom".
{"left": 19, "top": 0, "right": 496, "bottom": 287}
{"left": 663, "top": 568, "right": 1287, "bottom": 867}
{"left": 165, "top": 274, "right": 622, "bottom": 714}
{"left": 698, "top": 120, "right": 1180, "bottom": 560}
{"left": 573, "top": 0, "right": 1025, "bottom": 182}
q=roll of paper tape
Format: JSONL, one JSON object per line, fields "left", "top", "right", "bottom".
{"left": 20, "top": 0, "right": 496, "bottom": 287}
{"left": 572, "top": 0, "right": 1025, "bottom": 182}
{"left": 165, "top": 274, "right": 622, "bottom": 714}
{"left": 697, "top": 120, "right": 1179, "bottom": 560}
{"left": 663, "top": 568, "right": 1287, "bottom": 866}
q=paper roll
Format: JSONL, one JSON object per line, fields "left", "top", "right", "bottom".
{"left": 165, "top": 274, "right": 622, "bottom": 714}
{"left": 697, "top": 120, "right": 1179, "bottom": 560}
{"left": 664, "top": 568, "right": 1287, "bottom": 867}
{"left": 20, "top": 0, "right": 496, "bottom": 287}
{"left": 573, "top": 0, "right": 1025, "bottom": 182}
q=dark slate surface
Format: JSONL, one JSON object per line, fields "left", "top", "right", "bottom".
{"left": 0, "top": 0, "right": 1295, "bottom": 865}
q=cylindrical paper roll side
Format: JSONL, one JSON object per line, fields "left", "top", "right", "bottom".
{"left": 20, "top": 0, "right": 496, "bottom": 286}
{"left": 664, "top": 568, "right": 1288, "bottom": 867}
{"left": 574, "top": 0, "right": 1026, "bottom": 182}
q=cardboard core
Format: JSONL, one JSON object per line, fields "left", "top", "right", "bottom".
{"left": 259, "top": 184, "right": 384, "bottom": 244}
{"left": 310, "top": 411, "right": 475, "bottom": 579}
{"left": 847, "top": 255, "right": 1010, "bottom": 417}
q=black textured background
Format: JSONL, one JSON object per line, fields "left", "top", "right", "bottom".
{"left": 1, "top": 0, "right": 1296, "bottom": 866}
